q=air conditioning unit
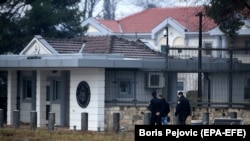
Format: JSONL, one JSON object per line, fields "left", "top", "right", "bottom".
{"left": 147, "top": 72, "right": 165, "bottom": 88}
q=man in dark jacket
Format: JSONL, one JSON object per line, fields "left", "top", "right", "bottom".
{"left": 148, "top": 92, "right": 162, "bottom": 125}
{"left": 175, "top": 91, "right": 191, "bottom": 125}
{"left": 158, "top": 94, "right": 170, "bottom": 125}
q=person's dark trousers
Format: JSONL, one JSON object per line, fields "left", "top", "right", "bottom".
{"left": 178, "top": 113, "right": 188, "bottom": 125}
{"left": 156, "top": 116, "right": 162, "bottom": 125}
{"left": 150, "top": 115, "right": 162, "bottom": 125}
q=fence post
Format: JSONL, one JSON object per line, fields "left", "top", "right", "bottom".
{"left": 228, "top": 112, "right": 237, "bottom": 118}
{"left": 113, "top": 113, "right": 120, "bottom": 133}
{"left": 81, "top": 112, "right": 88, "bottom": 131}
{"left": 13, "top": 110, "right": 20, "bottom": 129}
{"left": 0, "top": 109, "right": 3, "bottom": 128}
{"left": 202, "top": 112, "right": 209, "bottom": 125}
{"left": 30, "top": 111, "right": 37, "bottom": 130}
{"left": 143, "top": 112, "right": 150, "bottom": 125}
{"left": 48, "top": 112, "right": 55, "bottom": 131}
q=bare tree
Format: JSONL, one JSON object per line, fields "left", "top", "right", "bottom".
{"left": 130, "top": 0, "right": 208, "bottom": 9}
{"left": 81, "top": 0, "right": 100, "bottom": 18}
{"left": 103, "top": 0, "right": 118, "bottom": 20}
{"left": 133, "top": 0, "right": 162, "bottom": 8}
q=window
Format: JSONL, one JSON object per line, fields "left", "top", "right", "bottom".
{"left": 52, "top": 80, "right": 61, "bottom": 101}
{"left": 161, "top": 45, "right": 168, "bottom": 54}
{"left": 177, "top": 81, "right": 184, "bottom": 91}
{"left": 23, "top": 78, "right": 32, "bottom": 99}
{"left": 117, "top": 79, "right": 133, "bottom": 98}
{"left": 147, "top": 72, "right": 164, "bottom": 88}
{"left": 46, "top": 86, "right": 50, "bottom": 101}
{"left": 204, "top": 43, "right": 212, "bottom": 56}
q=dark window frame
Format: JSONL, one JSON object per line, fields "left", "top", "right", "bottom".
{"left": 52, "top": 80, "right": 61, "bottom": 101}
{"left": 117, "top": 79, "right": 134, "bottom": 99}
{"left": 22, "top": 77, "right": 32, "bottom": 100}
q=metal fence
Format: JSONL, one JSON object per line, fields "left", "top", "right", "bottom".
{"left": 105, "top": 47, "right": 250, "bottom": 108}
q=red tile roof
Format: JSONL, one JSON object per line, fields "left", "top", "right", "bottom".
{"left": 96, "top": 20, "right": 121, "bottom": 33}
{"left": 97, "top": 6, "right": 216, "bottom": 33}
{"left": 45, "top": 36, "right": 164, "bottom": 59}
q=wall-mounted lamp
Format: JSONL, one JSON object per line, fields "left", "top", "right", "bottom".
{"left": 163, "top": 26, "right": 169, "bottom": 55}
{"left": 163, "top": 26, "right": 168, "bottom": 37}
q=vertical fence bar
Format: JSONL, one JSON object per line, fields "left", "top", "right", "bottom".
{"left": 229, "top": 49, "right": 233, "bottom": 107}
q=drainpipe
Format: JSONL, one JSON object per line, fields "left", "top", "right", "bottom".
{"left": 229, "top": 49, "right": 233, "bottom": 107}
{"left": 164, "top": 26, "right": 170, "bottom": 102}
{"left": 196, "top": 12, "right": 204, "bottom": 106}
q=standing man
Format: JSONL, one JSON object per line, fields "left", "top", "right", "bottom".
{"left": 175, "top": 91, "right": 191, "bottom": 125}
{"left": 158, "top": 94, "right": 170, "bottom": 125}
{"left": 148, "top": 91, "right": 162, "bottom": 125}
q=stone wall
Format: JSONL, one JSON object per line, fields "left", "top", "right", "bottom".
{"left": 104, "top": 106, "right": 250, "bottom": 131}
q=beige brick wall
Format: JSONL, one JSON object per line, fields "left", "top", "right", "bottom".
{"left": 105, "top": 106, "right": 250, "bottom": 131}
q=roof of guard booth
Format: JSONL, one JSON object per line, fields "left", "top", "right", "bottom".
{"left": 0, "top": 35, "right": 166, "bottom": 69}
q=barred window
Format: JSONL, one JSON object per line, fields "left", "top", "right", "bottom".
{"left": 117, "top": 79, "right": 133, "bottom": 98}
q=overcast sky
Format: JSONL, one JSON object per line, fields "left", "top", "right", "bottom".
{"left": 92, "top": 0, "right": 143, "bottom": 19}
{"left": 92, "top": 0, "right": 207, "bottom": 19}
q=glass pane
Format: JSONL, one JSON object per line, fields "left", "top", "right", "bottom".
{"left": 53, "top": 80, "right": 61, "bottom": 100}
{"left": 150, "top": 75, "right": 159, "bottom": 86}
{"left": 118, "top": 80, "right": 133, "bottom": 98}
{"left": 120, "top": 81, "right": 129, "bottom": 93}
{"left": 46, "top": 86, "right": 50, "bottom": 101}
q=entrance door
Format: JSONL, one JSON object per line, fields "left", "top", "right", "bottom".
{"left": 46, "top": 71, "right": 69, "bottom": 127}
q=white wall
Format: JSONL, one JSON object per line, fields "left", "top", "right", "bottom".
{"left": 69, "top": 68, "right": 105, "bottom": 131}
{"left": 87, "top": 24, "right": 100, "bottom": 33}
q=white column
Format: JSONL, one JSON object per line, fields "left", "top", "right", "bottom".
{"left": 36, "top": 70, "right": 47, "bottom": 127}
{"left": 7, "top": 70, "right": 17, "bottom": 125}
